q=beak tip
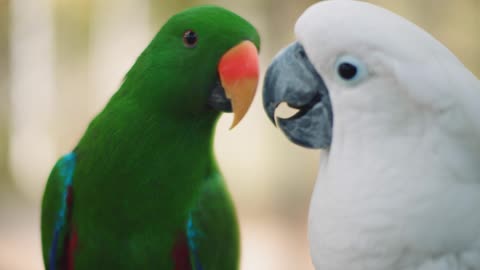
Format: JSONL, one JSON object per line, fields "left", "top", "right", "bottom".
{"left": 229, "top": 120, "right": 239, "bottom": 130}
{"left": 264, "top": 102, "right": 278, "bottom": 127}
{"left": 268, "top": 114, "right": 277, "bottom": 127}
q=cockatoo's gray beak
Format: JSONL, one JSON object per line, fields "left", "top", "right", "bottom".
{"left": 263, "top": 42, "right": 333, "bottom": 149}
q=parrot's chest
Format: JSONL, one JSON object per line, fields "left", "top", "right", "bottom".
{"left": 307, "top": 156, "right": 480, "bottom": 270}
{"left": 71, "top": 170, "right": 239, "bottom": 270}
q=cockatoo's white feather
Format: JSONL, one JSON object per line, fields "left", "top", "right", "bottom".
{"left": 295, "top": 1, "right": 480, "bottom": 269}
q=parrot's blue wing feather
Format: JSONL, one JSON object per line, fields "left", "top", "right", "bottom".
{"left": 186, "top": 214, "right": 204, "bottom": 270}
{"left": 41, "top": 152, "right": 77, "bottom": 270}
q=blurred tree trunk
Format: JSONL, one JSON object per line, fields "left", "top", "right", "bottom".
{"left": 0, "top": 0, "right": 11, "bottom": 190}
{"left": 9, "top": 0, "right": 57, "bottom": 201}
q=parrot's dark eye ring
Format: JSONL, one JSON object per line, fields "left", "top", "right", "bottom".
{"left": 183, "top": 30, "right": 198, "bottom": 48}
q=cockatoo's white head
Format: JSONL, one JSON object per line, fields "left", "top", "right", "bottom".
{"left": 264, "top": 0, "right": 476, "bottom": 148}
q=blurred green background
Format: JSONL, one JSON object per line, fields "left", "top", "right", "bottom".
{"left": 0, "top": 0, "right": 478, "bottom": 269}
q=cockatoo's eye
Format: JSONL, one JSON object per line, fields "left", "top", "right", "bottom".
{"left": 338, "top": 63, "right": 357, "bottom": 79}
{"left": 183, "top": 30, "right": 198, "bottom": 48}
{"left": 335, "top": 55, "right": 368, "bottom": 86}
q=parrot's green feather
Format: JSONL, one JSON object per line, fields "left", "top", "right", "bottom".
{"left": 41, "top": 5, "right": 259, "bottom": 270}
{"left": 189, "top": 172, "right": 239, "bottom": 270}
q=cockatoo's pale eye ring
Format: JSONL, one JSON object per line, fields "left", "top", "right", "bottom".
{"left": 183, "top": 30, "right": 198, "bottom": 48}
{"left": 335, "top": 55, "right": 368, "bottom": 86}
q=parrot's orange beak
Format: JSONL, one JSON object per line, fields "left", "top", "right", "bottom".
{"left": 218, "top": 40, "right": 259, "bottom": 129}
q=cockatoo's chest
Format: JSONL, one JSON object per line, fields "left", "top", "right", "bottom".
{"left": 308, "top": 155, "right": 480, "bottom": 270}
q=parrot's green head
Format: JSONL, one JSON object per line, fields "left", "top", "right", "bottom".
{"left": 124, "top": 5, "right": 260, "bottom": 129}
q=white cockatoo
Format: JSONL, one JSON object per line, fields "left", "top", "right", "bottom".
{"left": 263, "top": 1, "right": 480, "bottom": 269}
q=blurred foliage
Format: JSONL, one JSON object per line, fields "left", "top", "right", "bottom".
{"left": 0, "top": 0, "right": 10, "bottom": 190}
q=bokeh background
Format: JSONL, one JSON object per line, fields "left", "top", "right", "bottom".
{"left": 0, "top": 0, "right": 479, "bottom": 269}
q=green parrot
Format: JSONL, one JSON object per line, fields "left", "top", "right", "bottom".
{"left": 41, "top": 5, "right": 260, "bottom": 270}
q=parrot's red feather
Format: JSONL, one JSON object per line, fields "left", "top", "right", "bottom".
{"left": 63, "top": 228, "right": 78, "bottom": 270}
{"left": 172, "top": 233, "right": 192, "bottom": 270}
{"left": 62, "top": 186, "right": 78, "bottom": 270}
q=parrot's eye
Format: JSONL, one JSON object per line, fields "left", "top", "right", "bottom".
{"left": 183, "top": 30, "right": 198, "bottom": 48}
{"left": 335, "top": 55, "right": 368, "bottom": 86}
